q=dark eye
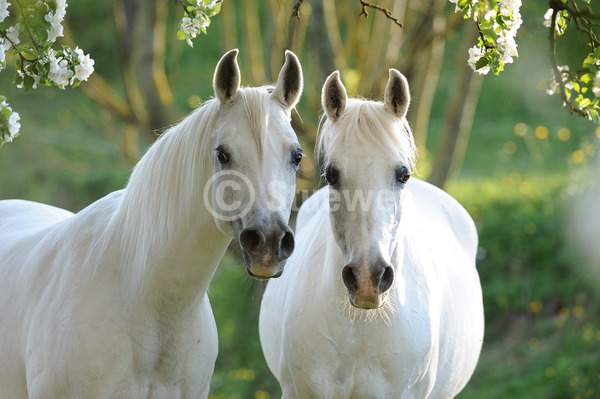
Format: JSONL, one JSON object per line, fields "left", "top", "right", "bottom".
{"left": 325, "top": 163, "right": 339, "bottom": 186}
{"left": 216, "top": 146, "right": 230, "bottom": 166}
{"left": 395, "top": 166, "right": 410, "bottom": 184}
{"left": 292, "top": 148, "right": 303, "bottom": 167}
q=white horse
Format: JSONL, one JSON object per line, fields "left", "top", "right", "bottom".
{"left": 0, "top": 48, "right": 303, "bottom": 398}
{"left": 259, "top": 69, "right": 484, "bottom": 398}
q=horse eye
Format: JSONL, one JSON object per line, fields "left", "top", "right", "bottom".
{"left": 216, "top": 147, "right": 230, "bottom": 165}
{"left": 325, "top": 164, "right": 339, "bottom": 186}
{"left": 292, "top": 149, "right": 303, "bottom": 167}
{"left": 395, "top": 167, "right": 410, "bottom": 184}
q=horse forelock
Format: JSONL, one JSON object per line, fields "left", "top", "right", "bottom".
{"left": 236, "top": 85, "right": 283, "bottom": 160}
{"left": 317, "top": 98, "right": 416, "bottom": 172}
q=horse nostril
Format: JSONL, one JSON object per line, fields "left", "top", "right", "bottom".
{"left": 279, "top": 230, "right": 295, "bottom": 259}
{"left": 379, "top": 265, "right": 394, "bottom": 293}
{"left": 342, "top": 266, "right": 358, "bottom": 292}
{"left": 239, "top": 228, "right": 264, "bottom": 253}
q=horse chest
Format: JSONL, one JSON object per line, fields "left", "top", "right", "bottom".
{"left": 286, "top": 314, "right": 436, "bottom": 398}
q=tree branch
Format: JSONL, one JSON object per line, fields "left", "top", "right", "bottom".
{"left": 292, "top": 0, "right": 303, "bottom": 20}
{"left": 359, "top": 0, "right": 403, "bottom": 28}
{"left": 549, "top": 7, "right": 586, "bottom": 117}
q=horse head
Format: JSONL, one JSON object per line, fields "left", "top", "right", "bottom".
{"left": 319, "top": 69, "right": 415, "bottom": 309}
{"left": 207, "top": 49, "right": 303, "bottom": 279}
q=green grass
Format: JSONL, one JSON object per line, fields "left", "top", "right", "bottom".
{"left": 449, "top": 175, "right": 600, "bottom": 399}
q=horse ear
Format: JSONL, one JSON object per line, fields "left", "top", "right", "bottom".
{"left": 214, "top": 49, "right": 241, "bottom": 105}
{"left": 384, "top": 68, "right": 410, "bottom": 119}
{"left": 321, "top": 70, "right": 347, "bottom": 122}
{"left": 272, "top": 50, "right": 303, "bottom": 109}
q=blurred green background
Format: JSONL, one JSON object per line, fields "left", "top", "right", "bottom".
{"left": 1, "top": 1, "right": 599, "bottom": 398}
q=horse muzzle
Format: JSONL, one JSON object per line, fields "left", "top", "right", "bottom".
{"left": 342, "top": 258, "right": 394, "bottom": 309}
{"left": 239, "top": 224, "right": 295, "bottom": 279}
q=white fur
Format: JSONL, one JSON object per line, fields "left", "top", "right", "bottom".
{"left": 0, "top": 50, "right": 303, "bottom": 398}
{"left": 259, "top": 71, "right": 483, "bottom": 398}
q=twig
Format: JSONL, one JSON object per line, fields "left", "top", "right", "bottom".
{"left": 475, "top": 20, "right": 493, "bottom": 50}
{"left": 359, "top": 0, "right": 402, "bottom": 28}
{"left": 292, "top": 0, "right": 303, "bottom": 20}
{"left": 549, "top": 7, "right": 587, "bottom": 117}
{"left": 13, "top": 0, "right": 42, "bottom": 54}
{"left": 174, "top": 0, "right": 190, "bottom": 15}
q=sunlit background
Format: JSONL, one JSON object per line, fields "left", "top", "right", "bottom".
{"left": 1, "top": 1, "right": 599, "bottom": 398}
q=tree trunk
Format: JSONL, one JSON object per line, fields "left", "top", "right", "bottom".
{"left": 307, "top": 0, "right": 336, "bottom": 86}
{"left": 427, "top": 24, "right": 482, "bottom": 188}
{"left": 412, "top": 13, "right": 445, "bottom": 147}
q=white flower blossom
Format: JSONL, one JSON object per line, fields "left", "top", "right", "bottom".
{"left": 45, "top": 11, "right": 65, "bottom": 42}
{"left": 593, "top": 71, "right": 600, "bottom": 97}
{"left": 468, "top": 45, "right": 490, "bottom": 75}
{"left": 0, "top": 40, "right": 8, "bottom": 68}
{"left": 499, "top": 0, "right": 521, "bottom": 17}
{"left": 498, "top": 35, "right": 518, "bottom": 64}
{"left": 48, "top": 56, "right": 73, "bottom": 87}
{"left": 0, "top": 0, "right": 10, "bottom": 23}
{"left": 546, "top": 78, "right": 558, "bottom": 95}
{"left": 543, "top": 8, "right": 553, "bottom": 28}
{"left": 45, "top": 1, "right": 67, "bottom": 43}
{"left": 72, "top": 47, "right": 94, "bottom": 83}
{"left": 55, "top": 0, "right": 67, "bottom": 15}
{"left": 181, "top": 17, "right": 200, "bottom": 38}
{"left": 0, "top": 100, "right": 19, "bottom": 143}
{"left": 6, "top": 23, "right": 20, "bottom": 46}
{"left": 8, "top": 111, "right": 20, "bottom": 137}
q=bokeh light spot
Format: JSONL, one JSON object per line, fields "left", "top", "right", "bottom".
{"left": 534, "top": 125, "right": 549, "bottom": 139}
{"left": 514, "top": 122, "right": 528, "bottom": 137}
{"left": 557, "top": 127, "right": 570, "bottom": 141}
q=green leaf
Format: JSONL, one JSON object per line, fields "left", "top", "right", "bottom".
{"left": 23, "top": 75, "right": 35, "bottom": 91}
{"left": 571, "top": 81, "right": 580, "bottom": 92}
{"left": 578, "top": 96, "right": 591, "bottom": 108}
{"left": 13, "top": 72, "right": 24, "bottom": 88}
{"left": 475, "top": 57, "right": 489, "bottom": 70}
{"left": 580, "top": 73, "right": 593, "bottom": 84}
{"left": 177, "top": 29, "right": 186, "bottom": 40}
{"left": 496, "top": 15, "right": 508, "bottom": 30}
{"left": 481, "top": 29, "right": 497, "bottom": 40}
{"left": 589, "top": 109, "right": 600, "bottom": 124}
{"left": 582, "top": 54, "right": 597, "bottom": 69}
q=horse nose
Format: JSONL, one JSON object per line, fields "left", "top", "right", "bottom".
{"left": 377, "top": 264, "right": 394, "bottom": 293}
{"left": 240, "top": 228, "right": 265, "bottom": 254}
{"left": 279, "top": 227, "right": 295, "bottom": 260}
{"left": 239, "top": 224, "right": 295, "bottom": 279}
{"left": 342, "top": 260, "right": 394, "bottom": 309}
{"left": 239, "top": 226, "right": 295, "bottom": 259}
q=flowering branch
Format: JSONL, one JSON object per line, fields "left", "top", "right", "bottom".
{"left": 450, "top": 0, "right": 522, "bottom": 76}
{"left": 0, "top": 0, "right": 96, "bottom": 146}
{"left": 544, "top": 0, "right": 600, "bottom": 124}
{"left": 175, "top": 0, "right": 222, "bottom": 47}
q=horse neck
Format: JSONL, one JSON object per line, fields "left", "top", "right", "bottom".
{"left": 107, "top": 104, "right": 231, "bottom": 312}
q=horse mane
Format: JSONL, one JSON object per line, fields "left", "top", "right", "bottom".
{"left": 100, "top": 86, "right": 277, "bottom": 289}
{"left": 316, "top": 98, "right": 417, "bottom": 172}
